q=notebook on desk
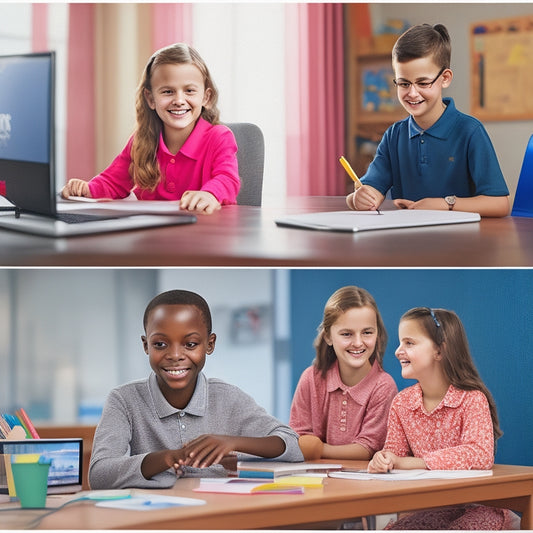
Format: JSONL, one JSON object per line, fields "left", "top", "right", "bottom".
{"left": 0, "top": 51, "right": 195, "bottom": 237}
{"left": 0, "top": 438, "right": 83, "bottom": 494}
{"left": 275, "top": 209, "right": 481, "bottom": 232}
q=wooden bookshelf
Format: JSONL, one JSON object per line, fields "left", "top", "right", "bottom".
{"left": 343, "top": 5, "right": 407, "bottom": 192}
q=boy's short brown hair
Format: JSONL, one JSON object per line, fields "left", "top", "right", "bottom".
{"left": 392, "top": 23, "right": 451, "bottom": 69}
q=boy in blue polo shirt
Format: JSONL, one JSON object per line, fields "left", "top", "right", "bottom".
{"left": 346, "top": 23, "right": 510, "bottom": 217}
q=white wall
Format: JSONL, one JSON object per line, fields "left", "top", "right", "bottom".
{"left": 192, "top": 3, "right": 287, "bottom": 206}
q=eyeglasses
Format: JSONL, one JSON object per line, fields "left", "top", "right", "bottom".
{"left": 393, "top": 66, "right": 446, "bottom": 91}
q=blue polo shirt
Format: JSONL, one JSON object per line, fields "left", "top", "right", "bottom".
{"left": 361, "top": 97, "right": 509, "bottom": 200}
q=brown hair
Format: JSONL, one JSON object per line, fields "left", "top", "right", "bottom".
{"left": 392, "top": 23, "right": 451, "bottom": 69}
{"left": 400, "top": 307, "right": 503, "bottom": 442}
{"left": 314, "top": 286, "right": 387, "bottom": 376}
{"left": 130, "top": 43, "right": 220, "bottom": 191}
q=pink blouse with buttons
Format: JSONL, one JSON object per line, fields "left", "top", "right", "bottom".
{"left": 384, "top": 383, "right": 495, "bottom": 470}
{"left": 289, "top": 361, "right": 398, "bottom": 454}
{"left": 87, "top": 118, "right": 240, "bottom": 204}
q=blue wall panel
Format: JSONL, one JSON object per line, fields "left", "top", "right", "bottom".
{"left": 289, "top": 269, "right": 533, "bottom": 466}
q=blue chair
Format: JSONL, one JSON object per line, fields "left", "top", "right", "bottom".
{"left": 511, "top": 134, "right": 533, "bottom": 217}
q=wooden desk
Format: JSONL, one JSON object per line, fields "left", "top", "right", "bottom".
{"left": 32, "top": 463, "right": 533, "bottom": 530}
{"left": 1, "top": 197, "right": 533, "bottom": 266}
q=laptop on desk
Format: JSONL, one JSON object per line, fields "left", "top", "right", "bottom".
{"left": 0, "top": 51, "right": 195, "bottom": 237}
{"left": 0, "top": 438, "right": 83, "bottom": 495}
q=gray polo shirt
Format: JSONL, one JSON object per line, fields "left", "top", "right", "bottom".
{"left": 89, "top": 372, "right": 303, "bottom": 489}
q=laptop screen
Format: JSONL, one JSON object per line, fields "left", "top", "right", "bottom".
{"left": 0, "top": 51, "right": 56, "bottom": 216}
{"left": 0, "top": 438, "right": 83, "bottom": 494}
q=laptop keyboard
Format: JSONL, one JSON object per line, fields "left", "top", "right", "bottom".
{"left": 55, "top": 212, "right": 123, "bottom": 224}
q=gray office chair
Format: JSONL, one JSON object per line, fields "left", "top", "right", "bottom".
{"left": 226, "top": 123, "right": 265, "bottom": 206}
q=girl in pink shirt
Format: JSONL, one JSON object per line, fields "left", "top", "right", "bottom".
{"left": 369, "top": 307, "right": 517, "bottom": 530}
{"left": 290, "top": 286, "right": 397, "bottom": 461}
{"left": 61, "top": 43, "right": 240, "bottom": 214}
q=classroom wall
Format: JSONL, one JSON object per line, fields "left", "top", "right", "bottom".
{"left": 370, "top": 3, "right": 533, "bottom": 205}
{"left": 289, "top": 269, "right": 533, "bottom": 466}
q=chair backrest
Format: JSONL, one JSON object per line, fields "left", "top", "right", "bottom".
{"left": 226, "top": 123, "right": 265, "bottom": 206}
{"left": 511, "top": 134, "right": 533, "bottom": 217}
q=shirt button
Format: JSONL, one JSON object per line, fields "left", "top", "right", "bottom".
{"left": 421, "top": 139, "right": 425, "bottom": 144}
{"left": 340, "top": 427, "right": 346, "bottom": 432}
{"left": 170, "top": 158, "right": 176, "bottom": 164}
{"left": 181, "top": 424, "right": 186, "bottom": 429}
{"left": 342, "top": 400, "right": 347, "bottom": 406}
{"left": 179, "top": 412, "right": 185, "bottom": 417}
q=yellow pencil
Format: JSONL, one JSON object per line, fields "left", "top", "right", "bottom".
{"left": 339, "top": 156, "right": 362, "bottom": 189}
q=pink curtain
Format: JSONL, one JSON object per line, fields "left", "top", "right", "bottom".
{"left": 151, "top": 4, "right": 193, "bottom": 50}
{"left": 66, "top": 4, "right": 96, "bottom": 181}
{"left": 32, "top": 4, "right": 48, "bottom": 52}
{"left": 286, "top": 3, "right": 345, "bottom": 196}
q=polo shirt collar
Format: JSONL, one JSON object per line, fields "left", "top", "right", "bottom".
{"left": 325, "top": 360, "right": 381, "bottom": 404}
{"left": 158, "top": 117, "right": 211, "bottom": 161}
{"left": 405, "top": 382, "right": 466, "bottom": 411}
{"left": 408, "top": 97, "right": 456, "bottom": 140}
{"left": 148, "top": 371, "right": 208, "bottom": 418}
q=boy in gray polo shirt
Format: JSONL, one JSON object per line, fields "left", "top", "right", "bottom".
{"left": 89, "top": 289, "right": 303, "bottom": 489}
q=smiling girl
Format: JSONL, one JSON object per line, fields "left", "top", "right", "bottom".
{"left": 289, "top": 286, "right": 397, "bottom": 461}
{"left": 62, "top": 44, "right": 240, "bottom": 214}
{"left": 368, "top": 307, "right": 517, "bottom": 529}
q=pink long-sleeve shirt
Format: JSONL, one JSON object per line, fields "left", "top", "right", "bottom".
{"left": 289, "top": 361, "right": 398, "bottom": 454}
{"left": 384, "top": 383, "right": 495, "bottom": 470}
{"left": 87, "top": 118, "right": 240, "bottom": 204}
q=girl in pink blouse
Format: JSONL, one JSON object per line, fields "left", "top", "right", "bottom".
{"left": 61, "top": 43, "right": 240, "bottom": 214}
{"left": 369, "top": 307, "right": 517, "bottom": 530}
{"left": 290, "top": 286, "right": 397, "bottom": 461}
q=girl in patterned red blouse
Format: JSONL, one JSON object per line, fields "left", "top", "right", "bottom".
{"left": 368, "top": 307, "right": 518, "bottom": 530}
{"left": 290, "top": 286, "right": 397, "bottom": 461}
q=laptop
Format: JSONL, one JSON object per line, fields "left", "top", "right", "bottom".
{"left": 0, "top": 438, "right": 83, "bottom": 494}
{"left": 0, "top": 51, "right": 196, "bottom": 237}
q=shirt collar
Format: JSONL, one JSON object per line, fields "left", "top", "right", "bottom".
{"left": 158, "top": 117, "right": 211, "bottom": 161}
{"left": 148, "top": 371, "right": 208, "bottom": 418}
{"left": 408, "top": 97, "right": 455, "bottom": 140}
{"left": 325, "top": 360, "right": 382, "bottom": 404}
{"left": 405, "top": 382, "right": 466, "bottom": 411}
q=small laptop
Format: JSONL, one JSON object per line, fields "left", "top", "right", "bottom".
{"left": 0, "top": 438, "right": 83, "bottom": 494}
{"left": 0, "top": 51, "right": 195, "bottom": 237}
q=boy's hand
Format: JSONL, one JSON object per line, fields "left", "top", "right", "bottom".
{"left": 346, "top": 185, "right": 383, "bottom": 211}
{"left": 394, "top": 198, "right": 447, "bottom": 210}
{"left": 367, "top": 450, "right": 396, "bottom": 473}
{"left": 60, "top": 179, "right": 91, "bottom": 199}
{"left": 178, "top": 434, "right": 237, "bottom": 468}
{"left": 180, "top": 191, "right": 221, "bottom": 214}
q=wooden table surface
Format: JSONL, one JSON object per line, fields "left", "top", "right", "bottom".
{"left": 1, "top": 197, "right": 532, "bottom": 266}
{"left": 28, "top": 462, "right": 533, "bottom": 530}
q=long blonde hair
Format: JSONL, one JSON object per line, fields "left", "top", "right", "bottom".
{"left": 314, "top": 286, "right": 388, "bottom": 376}
{"left": 130, "top": 43, "right": 220, "bottom": 190}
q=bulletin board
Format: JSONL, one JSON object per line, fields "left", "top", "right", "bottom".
{"left": 470, "top": 15, "right": 533, "bottom": 121}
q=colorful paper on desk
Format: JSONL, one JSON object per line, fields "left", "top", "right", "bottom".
{"left": 328, "top": 469, "right": 493, "bottom": 481}
{"left": 193, "top": 478, "right": 305, "bottom": 495}
{"left": 95, "top": 493, "right": 206, "bottom": 510}
{"left": 275, "top": 210, "right": 481, "bottom": 232}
